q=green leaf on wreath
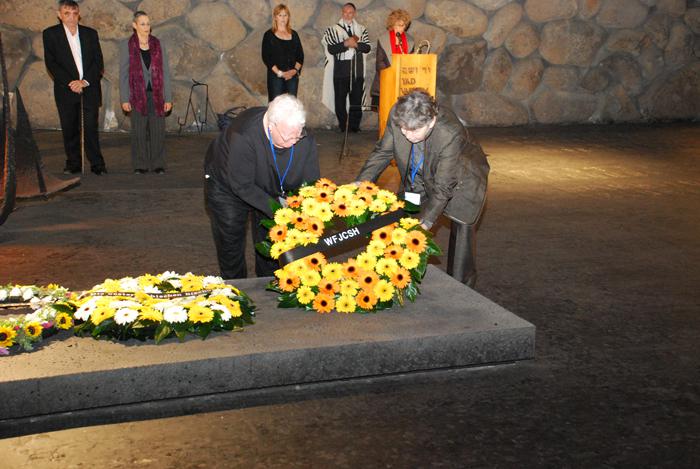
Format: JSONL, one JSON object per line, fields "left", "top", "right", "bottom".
{"left": 260, "top": 218, "right": 277, "bottom": 229}
{"left": 406, "top": 282, "right": 419, "bottom": 302}
{"left": 268, "top": 198, "right": 282, "bottom": 214}
{"left": 402, "top": 200, "right": 420, "bottom": 213}
{"left": 255, "top": 240, "right": 272, "bottom": 257}
{"left": 278, "top": 292, "right": 299, "bottom": 308}
{"left": 155, "top": 323, "right": 172, "bottom": 344}
{"left": 197, "top": 323, "right": 212, "bottom": 339}
{"left": 50, "top": 302, "right": 75, "bottom": 314}
{"left": 426, "top": 238, "right": 442, "bottom": 256}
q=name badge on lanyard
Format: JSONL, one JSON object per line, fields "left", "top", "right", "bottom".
{"left": 267, "top": 127, "right": 294, "bottom": 198}
{"left": 405, "top": 144, "right": 424, "bottom": 206}
{"left": 404, "top": 191, "right": 420, "bottom": 205}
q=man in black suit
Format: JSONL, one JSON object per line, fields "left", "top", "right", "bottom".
{"left": 43, "top": 0, "right": 107, "bottom": 175}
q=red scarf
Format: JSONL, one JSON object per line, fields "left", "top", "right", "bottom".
{"left": 128, "top": 33, "right": 165, "bottom": 117}
{"left": 390, "top": 30, "right": 408, "bottom": 55}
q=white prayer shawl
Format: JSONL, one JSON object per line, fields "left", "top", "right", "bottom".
{"left": 321, "top": 18, "right": 370, "bottom": 114}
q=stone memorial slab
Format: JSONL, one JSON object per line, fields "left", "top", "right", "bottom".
{"left": 0, "top": 267, "right": 535, "bottom": 435}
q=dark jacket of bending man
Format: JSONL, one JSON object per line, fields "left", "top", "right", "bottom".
{"left": 356, "top": 90, "right": 489, "bottom": 287}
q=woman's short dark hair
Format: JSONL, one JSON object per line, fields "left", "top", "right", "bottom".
{"left": 392, "top": 89, "right": 438, "bottom": 130}
{"left": 133, "top": 10, "right": 148, "bottom": 21}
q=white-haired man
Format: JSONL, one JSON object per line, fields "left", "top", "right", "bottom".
{"left": 204, "top": 94, "right": 320, "bottom": 279}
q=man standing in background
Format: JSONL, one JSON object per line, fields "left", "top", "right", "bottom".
{"left": 43, "top": 0, "right": 107, "bottom": 175}
{"left": 322, "top": 2, "right": 371, "bottom": 133}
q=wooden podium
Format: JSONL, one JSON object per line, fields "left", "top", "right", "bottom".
{"left": 378, "top": 53, "right": 437, "bottom": 138}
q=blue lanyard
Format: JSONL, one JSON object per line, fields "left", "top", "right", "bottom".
{"left": 267, "top": 127, "right": 294, "bottom": 193}
{"left": 409, "top": 144, "right": 424, "bottom": 188}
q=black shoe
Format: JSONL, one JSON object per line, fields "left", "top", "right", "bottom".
{"left": 154, "top": 168, "right": 165, "bottom": 174}
{"left": 91, "top": 167, "right": 107, "bottom": 175}
{"left": 134, "top": 169, "right": 146, "bottom": 174}
{"left": 63, "top": 168, "right": 81, "bottom": 175}
{"left": 350, "top": 127, "right": 360, "bottom": 133}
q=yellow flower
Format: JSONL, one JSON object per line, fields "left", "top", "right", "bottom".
{"left": 399, "top": 250, "right": 420, "bottom": 269}
{"left": 274, "top": 207, "right": 296, "bottom": 225}
{"left": 369, "top": 198, "right": 388, "bottom": 213}
{"left": 188, "top": 304, "right": 214, "bottom": 323}
{"left": 297, "top": 285, "right": 315, "bottom": 304}
{"left": 391, "top": 227, "right": 408, "bottom": 245}
{"left": 286, "top": 228, "right": 305, "bottom": 246}
{"left": 390, "top": 200, "right": 405, "bottom": 211}
{"left": 316, "top": 202, "right": 334, "bottom": 222}
{"left": 374, "top": 279, "right": 395, "bottom": 302}
{"left": 270, "top": 242, "right": 287, "bottom": 259}
{"left": 228, "top": 300, "right": 243, "bottom": 317}
{"left": 301, "top": 197, "right": 319, "bottom": 214}
{"left": 339, "top": 279, "right": 360, "bottom": 297}
{"left": 355, "top": 252, "right": 377, "bottom": 271}
{"left": 0, "top": 325, "right": 17, "bottom": 347}
{"left": 139, "top": 306, "right": 163, "bottom": 322}
{"left": 333, "top": 187, "right": 355, "bottom": 202}
{"left": 181, "top": 275, "right": 204, "bottom": 292}
{"left": 90, "top": 306, "right": 116, "bottom": 325}
{"left": 321, "top": 262, "right": 344, "bottom": 282}
{"left": 400, "top": 217, "right": 420, "bottom": 229}
{"left": 137, "top": 274, "right": 160, "bottom": 289}
{"left": 335, "top": 295, "right": 357, "bottom": 313}
{"left": 101, "top": 279, "right": 121, "bottom": 293}
{"left": 286, "top": 260, "right": 307, "bottom": 277}
{"left": 376, "top": 189, "right": 398, "bottom": 204}
{"left": 300, "top": 269, "right": 321, "bottom": 287}
{"left": 298, "top": 186, "right": 319, "bottom": 198}
{"left": 134, "top": 291, "right": 155, "bottom": 305}
{"left": 367, "top": 240, "right": 386, "bottom": 257}
{"left": 348, "top": 198, "right": 367, "bottom": 216}
{"left": 55, "top": 313, "right": 73, "bottom": 330}
{"left": 375, "top": 258, "right": 399, "bottom": 277}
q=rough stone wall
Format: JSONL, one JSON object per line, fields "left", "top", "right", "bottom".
{"left": 1, "top": 0, "right": 699, "bottom": 130}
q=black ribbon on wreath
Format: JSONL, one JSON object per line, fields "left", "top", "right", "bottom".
{"left": 278, "top": 209, "right": 406, "bottom": 267}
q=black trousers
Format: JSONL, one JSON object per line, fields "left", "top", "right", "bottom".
{"left": 56, "top": 97, "right": 105, "bottom": 171}
{"left": 333, "top": 76, "right": 364, "bottom": 131}
{"left": 204, "top": 177, "right": 278, "bottom": 279}
{"left": 447, "top": 221, "right": 477, "bottom": 286}
{"left": 267, "top": 75, "right": 299, "bottom": 102}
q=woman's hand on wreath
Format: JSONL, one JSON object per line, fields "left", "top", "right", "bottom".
{"left": 121, "top": 102, "right": 132, "bottom": 112}
{"left": 164, "top": 102, "right": 173, "bottom": 112}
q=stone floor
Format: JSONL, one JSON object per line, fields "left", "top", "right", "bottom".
{"left": 0, "top": 123, "right": 699, "bottom": 467}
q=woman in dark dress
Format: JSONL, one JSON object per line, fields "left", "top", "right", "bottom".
{"left": 262, "top": 4, "right": 304, "bottom": 102}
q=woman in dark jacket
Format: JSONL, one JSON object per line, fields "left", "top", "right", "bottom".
{"left": 262, "top": 4, "right": 304, "bottom": 102}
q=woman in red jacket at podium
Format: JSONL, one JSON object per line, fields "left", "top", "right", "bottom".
{"left": 370, "top": 9, "right": 415, "bottom": 108}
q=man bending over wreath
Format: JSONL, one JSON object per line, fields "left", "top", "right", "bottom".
{"left": 205, "top": 94, "right": 320, "bottom": 279}
{"left": 356, "top": 89, "right": 490, "bottom": 287}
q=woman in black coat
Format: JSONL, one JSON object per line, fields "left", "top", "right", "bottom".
{"left": 262, "top": 4, "right": 304, "bottom": 101}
